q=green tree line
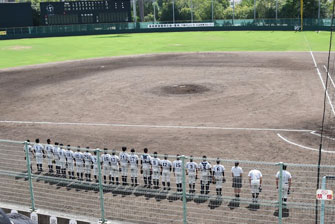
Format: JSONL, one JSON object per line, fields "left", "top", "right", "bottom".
{"left": 139, "top": 0, "right": 332, "bottom": 22}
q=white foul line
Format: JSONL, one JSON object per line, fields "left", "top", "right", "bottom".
{"left": 277, "top": 133, "right": 335, "bottom": 154}
{"left": 0, "top": 120, "right": 313, "bottom": 132}
{"left": 323, "top": 65, "right": 335, "bottom": 90}
{"left": 310, "top": 131, "right": 335, "bottom": 141}
{"left": 308, "top": 50, "right": 335, "bottom": 116}
{"left": 304, "top": 35, "right": 335, "bottom": 116}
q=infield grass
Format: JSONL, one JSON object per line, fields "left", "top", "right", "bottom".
{"left": 0, "top": 31, "right": 332, "bottom": 68}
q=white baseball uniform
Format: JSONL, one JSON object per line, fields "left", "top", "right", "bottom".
{"left": 161, "top": 159, "right": 172, "bottom": 182}
{"left": 33, "top": 143, "right": 44, "bottom": 165}
{"left": 276, "top": 170, "right": 292, "bottom": 199}
{"left": 141, "top": 154, "right": 152, "bottom": 178}
{"left": 91, "top": 155, "right": 98, "bottom": 176}
{"left": 65, "top": 150, "right": 74, "bottom": 172}
{"left": 53, "top": 146, "right": 61, "bottom": 167}
{"left": 129, "top": 154, "right": 139, "bottom": 178}
{"left": 59, "top": 148, "right": 67, "bottom": 169}
{"left": 74, "top": 151, "right": 84, "bottom": 173}
{"left": 151, "top": 157, "right": 161, "bottom": 180}
{"left": 212, "top": 164, "right": 225, "bottom": 189}
{"left": 119, "top": 152, "right": 129, "bottom": 176}
{"left": 186, "top": 161, "right": 198, "bottom": 184}
{"left": 83, "top": 152, "right": 92, "bottom": 174}
{"left": 101, "top": 153, "right": 111, "bottom": 176}
{"left": 110, "top": 155, "right": 120, "bottom": 178}
{"left": 199, "top": 161, "right": 212, "bottom": 184}
{"left": 23, "top": 144, "right": 34, "bottom": 162}
{"left": 173, "top": 160, "right": 183, "bottom": 184}
{"left": 248, "top": 169, "right": 262, "bottom": 193}
{"left": 45, "top": 144, "right": 54, "bottom": 166}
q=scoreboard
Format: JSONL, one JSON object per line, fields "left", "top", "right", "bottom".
{"left": 0, "top": 3, "right": 33, "bottom": 28}
{"left": 40, "top": 0, "right": 131, "bottom": 26}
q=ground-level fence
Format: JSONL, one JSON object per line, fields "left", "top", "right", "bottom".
{"left": 0, "top": 139, "right": 335, "bottom": 224}
{"left": 0, "top": 18, "right": 333, "bottom": 40}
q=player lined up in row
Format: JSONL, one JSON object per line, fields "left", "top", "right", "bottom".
{"left": 24, "top": 139, "right": 293, "bottom": 203}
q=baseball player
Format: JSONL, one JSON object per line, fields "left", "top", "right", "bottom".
{"left": 248, "top": 168, "right": 262, "bottom": 204}
{"left": 173, "top": 155, "right": 183, "bottom": 192}
{"left": 231, "top": 161, "right": 243, "bottom": 200}
{"left": 83, "top": 147, "right": 93, "bottom": 181}
{"left": 198, "top": 155, "right": 212, "bottom": 194}
{"left": 59, "top": 144, "right": 67, "bottom": 178}
{"left": 91, "top": 151, "right": 99, "bottom": 183}
{"left": 65, "top": 145, "right": 75, "bottom": 179}
{"left": 161, "top": 154, "right": 172, "bottom": 191}
{"left": 110, "top": 149, "right": 120, "bottom": 185}
{"left": 73, "top": 146, "right": 84, "bottom": 180}
{"left": 129, "top": 148, "right": 139, "bottom": 187}
{"left": 44, "top": 139, "right": 54, "bottom": 173}
{"left": 212, "top": 158, "right": 225, "bottom": 196}
{"left": 151, "top": 152, "right": 161, "bottom": 189}
{"left": 53, "top": 142, "right": 61, "bottom": 176}
{"left": 186, "top": 156, "right": 198, "bottom": 194}
{"left": 33, "top": 139, "right": 45, "bottom": 172}
{"left": 276, "top": 164, "right": 292, "bottom": 206}
{"left": 101, "top": 148, "right": 111, "bottom": 184}
{"left": 119, "top": 147, "right": 129, "bottom": 185}
{"left": 23, "top": 140, "right": 34, "bottom": 172}
{"left": 141, "top": 148, "right": 152, "bottom": 188}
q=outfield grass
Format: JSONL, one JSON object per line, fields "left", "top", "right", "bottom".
{"left": 0, "top": 31, "right": 332, "bottom": 68}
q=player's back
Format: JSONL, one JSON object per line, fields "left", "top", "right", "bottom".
{"left": 119, "top": 152, "right": 129, "bottom": 164}
{"left": 151, "top": 158, "right": 161, "bottom": 169}
{"left": 213, "top": 165, "right": 225, "bottom": 175}
{"left": 129, "top": 154, "right": 138, "bottom": 167}
{"left": 141, "top": 154, "right": 151, "bottom": 168}
{"left": 66, "top": 150, "right": 74, "bottom": 161}
{"left": 34, "top": 144, "right": 44, "bottom": 155}
{"left": 173, "top": 160, "right": 182, "bottom": 173}
{"left": 110, "top": 155, "right": 119, "bottom": 167}
{"left": 84, "top": 152, "right": 92, "bottom": 162}
{"left": 101, "top": 154, "right": 110, "bottom": 165}
{"left": 161, "top": 160, "right": 172, "bottom": 172}
{"left": 45, "top": 144, "right": 53, "bottom": 156}
{"left": 186, "top": 162, "right": 198, "bottom": 173}
{"left": 74, "top": 152, "right": 83, "bottom": 162}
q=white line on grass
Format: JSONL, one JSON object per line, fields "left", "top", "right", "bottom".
{"left": 303, "top": 35, "right": 335, "bottom": 116}
{"left": 0, "top": 120, "right": 313, "bottom": 132}
{"left": 277, "top": 133, "right": 335, "bottom": 153}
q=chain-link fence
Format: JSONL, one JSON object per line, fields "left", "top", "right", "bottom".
{"left": 0, "top": 139, "right": 335, "bottom": 223}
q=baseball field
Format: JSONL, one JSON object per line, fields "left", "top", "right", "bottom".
{"left": 1, "top": 31, "right": 335, "bottom": 223}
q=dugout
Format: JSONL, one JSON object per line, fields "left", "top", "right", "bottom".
{"left": 0, "top": 3, "right": 33, "bottom": 28}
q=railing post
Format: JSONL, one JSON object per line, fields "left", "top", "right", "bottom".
{"left": 96, "top": 149, "right": 106, "bottom": 223}
{"left": 181, "top": 155, "right": 187, "bottom": 224}
{"left": 278, "top": 162, "right": 283, "bottom": 224}
{"left": 320, "top": 176, "right": 326, "bottom": 224}
{"left": 24, "top": 141, "right": 35, "bottom": 211}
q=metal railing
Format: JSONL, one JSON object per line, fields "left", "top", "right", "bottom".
{"left": 1, "top": 139, "right": 335, "bottom": 223}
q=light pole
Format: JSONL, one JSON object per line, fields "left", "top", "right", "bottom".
{"left": 132, "top": 0, "right": 137, "bottom": 23}
{"left": 211, "top": 0, "right": 214, "bottom": 21}
{"left": 191, "top": 0, "right": 193, "bottom": 23}
{"left": 172, "top": 0, "right": 175, "bottom": 23}
{"left": 275, "top": 0, "right": 278, "bottom": 19}
{"left": 153, "top": 0, "right": 156, "bottom": 22}
{"left": 232, "top": 0, "right": 235, "bottom": 25}
{"left": 253, "top": 0, "right": 256, "bottom": 20}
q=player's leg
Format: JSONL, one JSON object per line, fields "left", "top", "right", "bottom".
{"left": 115, "top": 168, "right": 119, "bottom": 185}
{"left": 200, "top": 180, "right": 204, "bottom": 194}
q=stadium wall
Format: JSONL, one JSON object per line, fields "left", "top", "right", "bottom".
{"left": 0, "top": 19, "right": 331, "bottom": 40}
